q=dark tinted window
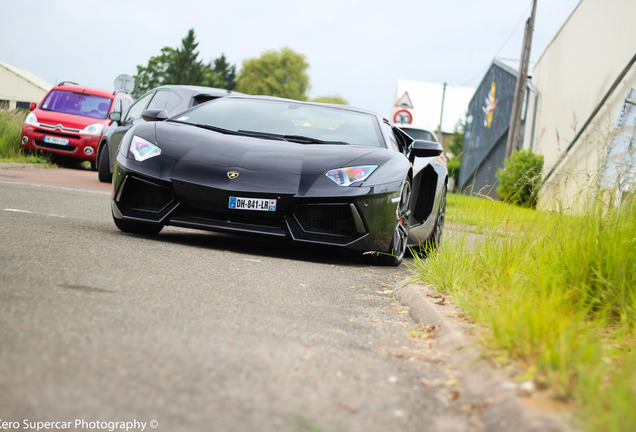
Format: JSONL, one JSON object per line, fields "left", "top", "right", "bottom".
{"left": 147, "top": 89, "right": 182, "bottom": 113}
{"left": 121, "top": 98, "right": 132, "bottom": 114}
{"left": 124, "top": 92, "right": 153, "bottom": 122}
{"left": 381, "top": 123, "right": 400, "bottom": 152}
{"left": 401, "top": 127, "right": 436, "bottom": 142}
{"left": 192, "top": 95, "right": 220, "bottom": 106}
{"left": 112, "top": 99, "right": 122, "bottom": 114}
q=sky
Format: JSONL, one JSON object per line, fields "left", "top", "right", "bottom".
{"left": 1, "top": 0, "right": 580, "bottom": 118}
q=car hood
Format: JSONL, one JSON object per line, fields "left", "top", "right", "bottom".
{"left": 142, "top": 121, "right": 401, "bottom": 195}
{"left": 156, "top": 121, "right": 382, "bottom": 173}
{"left": 33, "top": 109, "right": 109, "bottom": 129}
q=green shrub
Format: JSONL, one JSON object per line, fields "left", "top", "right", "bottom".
{"left": 447, "top": 157, "right": 460, "bottom": 186}
{"left": 496, "top": 149, "right": 544, "bottom": 208}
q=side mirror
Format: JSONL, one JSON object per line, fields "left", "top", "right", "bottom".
{"left": 29, "top": 102, "right": 37, "bottom": 111}
{"left": 141, "top": 109, "right": 169, "bottom": 122}
{"left": 411, "top": 139, "right": 443, "bottom": 158}
{"left": 109, "top": 112, "right": 121, "bottom": 122}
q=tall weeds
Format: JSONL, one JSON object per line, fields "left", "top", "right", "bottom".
{"left": 412, "top": 192, "right": 635, "bottom": 431}
{"left": 0, "top": 110, "right": 50, "bottom": 163}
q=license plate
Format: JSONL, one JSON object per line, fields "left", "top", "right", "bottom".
{"left": 44, "top": 135, "right": 69, "bottom": 146}
{"left": 229, "top": 196, "right": 277, "bottom": 211}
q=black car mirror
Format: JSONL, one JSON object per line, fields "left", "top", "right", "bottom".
{"left": 141, "top": 109, "right": 169, "bottom": 122}
{"left": 411, "top": 140, "right": 443, "bottom": 158}
{"left": 109, "top": 112, "right": 121, "bottom": 123}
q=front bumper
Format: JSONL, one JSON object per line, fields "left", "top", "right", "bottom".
{"left": 21, "top": 124, "right": 99, "bottom": 162}
{"left": 111, "top": 162, "right": 400, "bottom": 253}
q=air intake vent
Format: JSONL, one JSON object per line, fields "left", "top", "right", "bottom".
{"left": 294, "top": 204, "right": 358, "bottom": 237}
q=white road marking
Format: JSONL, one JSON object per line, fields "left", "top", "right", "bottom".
{"left": 0, "top": 178, "right": 110, "bottom": 195}
{"left": 4, "top": 208, "right": 67, "bottom": 218}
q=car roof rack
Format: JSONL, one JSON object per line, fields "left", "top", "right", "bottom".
{"left": 58, "top": 81, "right": 79, "bottom": 86}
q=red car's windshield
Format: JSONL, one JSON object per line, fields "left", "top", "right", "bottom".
{"left": 40, "top": 90, "right": 113, "bottom": 120}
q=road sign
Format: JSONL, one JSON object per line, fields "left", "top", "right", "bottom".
{"left": 114, "top": 74, "right": 135, "bottom": 93}
{"left": 393, "top": 109, "right": 413, "bottom": 124}
{"left": 395, "top": 92, "right": 414, "bottom": 109}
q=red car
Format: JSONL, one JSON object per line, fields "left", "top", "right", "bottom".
{"left": 21, "top": 82, "right": 133, "bottom": 169}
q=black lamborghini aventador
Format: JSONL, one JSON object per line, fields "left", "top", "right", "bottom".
{"left": 111, "top": 95, "right": 447, "bottom": 265}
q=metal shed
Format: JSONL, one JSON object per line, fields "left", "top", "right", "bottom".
{"left": 458, "top": 58, "right": 532, "bottom": 198}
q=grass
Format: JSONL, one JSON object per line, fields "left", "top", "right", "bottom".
{"left": 411, "top": 191, "right": 636, "bottom": 431}
{"left": 0, "top": 109, "right": 52, "bottom": 164}
{"left": 445, "top": 190, "right": 556, "bottom": 233}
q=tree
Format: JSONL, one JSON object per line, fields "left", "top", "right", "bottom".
{"left": 164, "top": 29, "right": 205, "bottom": 86}
{"left": 132, "top": 29, "right": 237, "bottom": 97}
{"left": 448, "top": 119, "right": 465, "bottom": 157}
{"left": 132, "top": 47, "right": 175, "bottom": 98}
{"left": 204, "top": 54, "right": 237, "bottom": 92}
{"left": 445, "top": 119, "right": 465, "bottom": 190}
{"left": 312, "top": 95, "right": 348, "bottom": 105}
{"left": 236, "top": 47, "right": 309, "bottom": 100}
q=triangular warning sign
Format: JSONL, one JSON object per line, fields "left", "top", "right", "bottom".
{"left": 395, "top": 92, "right": 414, "bottom": 109}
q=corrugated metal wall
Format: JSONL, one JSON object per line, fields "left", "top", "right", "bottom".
{"left": 459, "top": 63, "right": 518, "bottom": 198}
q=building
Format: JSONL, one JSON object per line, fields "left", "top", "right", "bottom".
{"left": 458, "top": 58, "right": 533, "bottom": 198}
{"left": 0, "top": 61, "right": 52, "bottom": 110}
{"left": 390, "top": 80, "right": 474, "bottom": 150}
{"left": 521, "top": 0, "right": 636, "bottom": 211}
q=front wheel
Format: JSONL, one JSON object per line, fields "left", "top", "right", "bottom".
{"left": 369, "top": 178, "right": 411, "bottom": 266}
{"left": 97, "top": 144, "right": 112, "bottom": 183}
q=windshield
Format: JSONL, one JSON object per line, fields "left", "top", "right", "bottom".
{"left": 40, "top": 90, "right": 113, "bottom": 120}
{"left": 173, "top": 98, "right": 385, "bottom": 147}
{"left": 401, "top": 127, "right": 436, "bottom": 142}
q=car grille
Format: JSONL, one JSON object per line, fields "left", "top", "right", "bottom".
{"left": 293, "top": 204, "right": 359, "bottom": 237}
{"left": 170, "top": 209, "right": 288, "bottom": 236}
{"left": 119, "top": 176, "right": 175, "bottom": 213}
{"left": 36, "top": 123, "right": 82, "bottom": 134}
{"left": 34, "top": 140, "right": 77, "bottom": 152}
{"left": 34, "top": 128, "right": 81, "bottom": 140}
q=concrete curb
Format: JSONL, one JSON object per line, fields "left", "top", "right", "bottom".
{"left": 394, "top": 279, "right": 571, "bottom": 432}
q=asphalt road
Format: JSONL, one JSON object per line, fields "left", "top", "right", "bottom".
{"left": 0, "top": 166, "right": 480, "bottom": 432}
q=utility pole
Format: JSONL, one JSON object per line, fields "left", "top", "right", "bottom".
{"left": 438, "top": 82, "right": 447, "bottom": 145}
{"left": 506, "top": 0, "right": 537, "bottom": 159}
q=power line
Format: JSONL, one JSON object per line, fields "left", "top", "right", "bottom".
{"left": 460, "top": 1, "right": 533, "bottom": 87}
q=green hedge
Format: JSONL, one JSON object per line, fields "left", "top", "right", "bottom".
{"left": 496, "top": 149, "right": 544, "bottom": 208}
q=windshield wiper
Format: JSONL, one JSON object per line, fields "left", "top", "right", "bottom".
{"left": 282, "top": 135, "right": 349, "bottom": 145}
{"left": 237, "top": 130, "right": 287, "bottom": 141}
{"left": 237, "top": 130, "right": 349, "bottom": 144}
{"left": 169, "top": 120, "right": 239, "bottom": 136}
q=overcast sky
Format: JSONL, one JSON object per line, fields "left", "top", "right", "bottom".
{"left": 1, "top": 0, "right": 579, "bottom": 117}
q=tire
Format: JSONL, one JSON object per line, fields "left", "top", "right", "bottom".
{"left": 97, "top": 144, "right": 112, "bottom": 183}
{"left": 422, "top": 183, "right": 447, "bottom": 254}
{"left": 113, "top": 214, "right": 163, "bottom": 235}
{"left": 370, "top": 178, "right": 411, "bottom": 266}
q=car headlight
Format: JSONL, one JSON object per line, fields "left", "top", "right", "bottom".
{"left": 326, "top": 165, "right": 378, "bottom": 186}
{"left": 80, "top": 123, "right": 104, "bottom": 136}
{"left": 24, "top": 112, "right": 38, "bottom": 126}
{"left": 130, "top": 135, "right": 161, "bottom": 162}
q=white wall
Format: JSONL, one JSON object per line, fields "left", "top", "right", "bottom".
{"left": 523, "top": 0, "right": 636, "bottom": 211}
{"left": 0, "top": 62, "right": 51, "bottom": 109}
